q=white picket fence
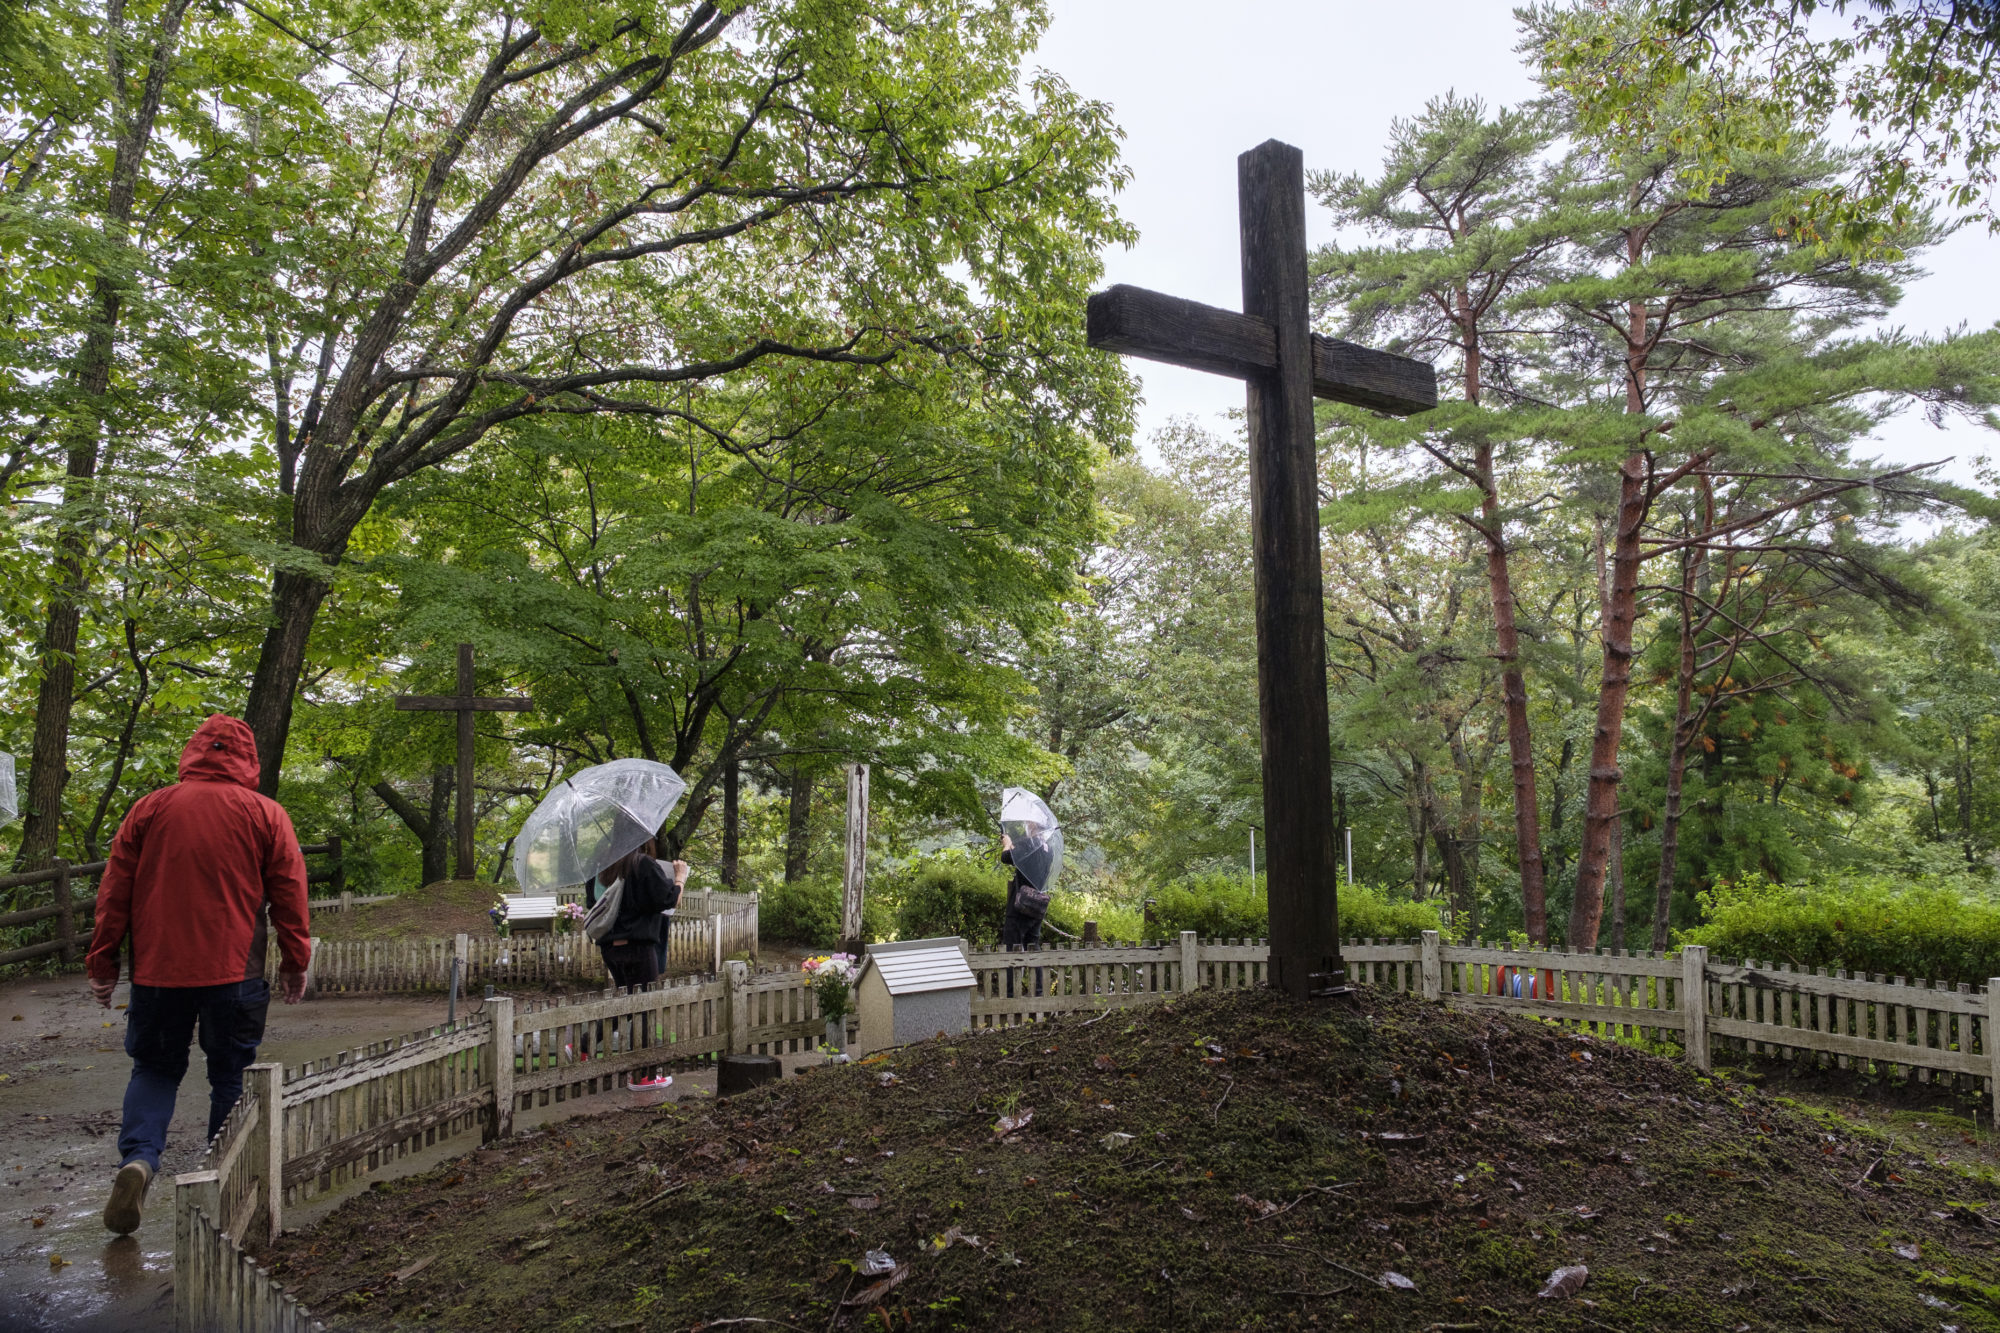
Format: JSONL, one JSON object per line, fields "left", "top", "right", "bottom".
{"left": 295, "top": 891, "right": 759, "bottom": 994}
{"left": 175, "top": 931, "right": 2000, "bottom": 1329}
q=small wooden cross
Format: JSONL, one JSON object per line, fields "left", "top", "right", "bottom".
{"left": 1085, "top": 140, "right": 1437, "bottom": 1000}
{"left": 395, "top": 643, "right": 532, "bottom": 881}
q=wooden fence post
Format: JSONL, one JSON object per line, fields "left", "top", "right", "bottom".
{"left": 486, "top": 997, "right": 514, "bottom": 1143}
{"left": 1987, "top": 979, "right": 2000, "bottom": 1129}
{"left": 841, "top": 764, "right": 869, "bottom": 953}
{"left": 1083, "top": 920, "right": 1099, "bottom": 944}
{"left": 244, "top": 1063, "right": 284, "bottom": 1245}
{"left": 1681, "top": 946, "right": 1710, "bottom": 1071}
{"left": 1420, "top": 930, "right": 1442, "bottom": 1002}
{"left": 711, "top": 914, "right": 724, "bottom": 975}
{"left": 53, "top": 858, "right": 75, "bottom": 965}
{"left": 174, "top": 1169, "right": 221, "bottom": 1332}
{"left": 725, "top": 960, "right": 750, "bottom": 1054}
{"left": 1180, "top": 932, "right": 1200, "bottom": 994}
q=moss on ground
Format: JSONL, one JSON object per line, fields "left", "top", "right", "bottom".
{"left": 266, "top": 990, "right": 2000, "bottom": 1330}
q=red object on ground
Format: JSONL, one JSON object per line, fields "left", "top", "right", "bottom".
{"left": 85, "top": 715, "right": 312, "bottom": 987}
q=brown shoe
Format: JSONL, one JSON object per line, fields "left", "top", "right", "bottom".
{"left": 103, "top": 1160, "right": 152, "bottom": 1235}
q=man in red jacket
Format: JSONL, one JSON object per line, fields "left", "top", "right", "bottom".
{"left": 85, "top": 714, "right": 313, "bottom": 1235}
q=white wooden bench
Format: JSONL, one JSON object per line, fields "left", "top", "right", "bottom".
{"left": 500, "top": 895, "right": 559, "bottom": 933}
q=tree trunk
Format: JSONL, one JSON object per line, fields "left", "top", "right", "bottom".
{"left": 372, "top": 767, "right": 454, "bottom": 889}
{"left": 82, "top": 623, "right": 151, "bottom": 861}
{"left": 1409, "top": 762, "right": 1434, "bottom": 900}
{"left": 1570, "top": 455, "right": 1648, "bottom": 947}
{"left": 1472, "top": 444, "right": 1546, "bottom": 941}
{"left": 722, "top": 757, "right": 740, "bottom": 887}
{"left": 1606, "top": 812, "right": 1626, "bottom": 951}
{"left": 784, "top": 764, "right": 813, "bottom": 884}
{"left": 13, "top": 0, "right": 192, "bottom": 872}
{"left": 243, "top": 568, "right": 333, "bottom": 795}
{"left": 1652, "top": 554, "right": 1700, "bottom": 950}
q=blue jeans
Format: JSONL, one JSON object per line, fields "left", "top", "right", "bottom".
{"left": 118, "top": 979, "right": 269, "bottom": 1172}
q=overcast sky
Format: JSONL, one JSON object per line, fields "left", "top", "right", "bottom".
{"left": 1034, "top": 0, "right": 1999, "bottom": 489}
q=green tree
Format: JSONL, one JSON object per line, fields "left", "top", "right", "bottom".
{"left": 224, "top": 0, "right": 1135, "bottom": 792}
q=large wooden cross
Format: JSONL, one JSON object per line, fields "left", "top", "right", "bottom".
{"left": 1086, "top": 139, "right": 1437, "bottom": 1000}
{"left": 395, "top": 643, "right": 532, "bottom": 881}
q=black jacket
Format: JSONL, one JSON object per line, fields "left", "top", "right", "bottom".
{"left": 589, "top": 857, "right": 679, "bottom": 944}
{"left": 999, "top": 847, "right": 1045, "bottom": 921}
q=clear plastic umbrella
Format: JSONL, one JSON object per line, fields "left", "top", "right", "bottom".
{"left": 0, "top": 752, "right": 15, "bottom": 824}
{"left": 513, "top": 759, "right": 687, "bottom": 892}
{"left": 1000, "top": 787, "right": 1064, "bottom": 893}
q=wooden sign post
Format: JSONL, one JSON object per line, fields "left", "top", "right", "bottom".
{"left": 1085, "top": 140, "right": 1436, "bottom": 999}
{"left": 394, "top": 644, "right": 532, "bottom": 881}
{"left": 841, "top": 763, "right": 869, "bottom": 954}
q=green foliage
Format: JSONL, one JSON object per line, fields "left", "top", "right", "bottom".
{"left": 1148, "top": 873, "right": 1270, "bottom": 940}
{"left": 892, "top": 852, "right": 1012, "bottom": 948}
{"left": 1680, "top": 872, "right": 2000, "bottom": 986}
{"left": 759, "top": 876, "right": 892, "bottom": 949}
{"left": 1144, "top": 873, "right": 1446, "bottom": 943}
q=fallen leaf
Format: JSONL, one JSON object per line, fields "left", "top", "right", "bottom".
{"left": 1093, "top": 1054, "right": 1117, "bottom": 1072}
{"left": 1236, "top": 1193, "right": 1280, "bottom": 1218}
{"left": 860, "top": 1248, "right": 897, "bottom": 1277}
{"left": 993, "top": 1109, "right": 1035, "bottom": 1138}
{"left": 1101, "top": 1132, "right": 1135, "bottom": 1151}
{"left": 520, "top": 1239, "right": 551, "bottom": 1254}
{"left": 391, "top": 1254, "right": 435, "bottom": 1282}
{"left": 1537, "top": 1264, "right": 1589, "bottom": 1299}
{"left": 1381, "top": 1271, "right": 1416, "bottom": 1290}
{"left": 847, "top": 1196, "right": 880, "bottom": 1211}
{"left": 1893, "top": 1242, "right": 1920, "bottom": 1260}
{"left": 32, "top": 1218, "right": 46, "bottom": 1229}
{"left": 49, "top": 1254, "right": 70, "bottom": 1270}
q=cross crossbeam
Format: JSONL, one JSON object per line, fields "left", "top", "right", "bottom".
{"left": 395, "top": 643, "right": 531, "bottom": 880}
{"left": 1084, "top": 139, "right": 1436, "bottom": 1001}
{"left": 1086, "top": 284, "right": 1437, "bottom": 415}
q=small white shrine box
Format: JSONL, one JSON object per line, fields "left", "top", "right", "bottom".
{"left": 854, "top": 937, "right": 976, "bottom": 1055}
{"left": 500, "top": 895, "right": 559, "bottom": 934}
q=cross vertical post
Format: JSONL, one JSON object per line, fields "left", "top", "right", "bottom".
{"left": 1239, "top": 140, "right": 1343, "bottom": 999}
{"left": 394, "top": 643, "right": 532, "bottom": 883}
{"left": 455, "top": 644, "right": 478, "bottom": 879}
{"left": 1082, "top": 139, "right": 1437, "bottom": 1003}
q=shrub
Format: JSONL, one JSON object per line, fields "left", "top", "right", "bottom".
{"left": 1049, "top": 891, "right": 1146, "bottom": 942}
{"left": 1339, "top": 882, "right": 1446, "bottom": 941}
{"left": 759, "top": 875, "right": 891, "bottom": 948}
{"left": 1144, "top": 872, "right": 1444, "bottom": 942}
{"left": 1150, "top": 872, "right": 1268, "bottom": 939}
{"left": 1679, "top": 871, "right": 2000, "bottom": 986}
{"left": 893, "top": 851, "right": 1012, "bottom": 947}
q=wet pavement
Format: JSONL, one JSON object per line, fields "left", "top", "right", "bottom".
{"left": 1, "top": 979, "right": 460, "bottom": 1333}
{"left": 0, "top": 976, "right": 762, "bottom": 1333}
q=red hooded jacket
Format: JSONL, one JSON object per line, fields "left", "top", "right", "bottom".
{"left": 86, "top": 715, "right": 312, "bottom": 988}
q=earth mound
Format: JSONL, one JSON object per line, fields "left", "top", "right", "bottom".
{"left": 266, "top": 989, "right": 2000, "bottom": 1330}
{"left": 309, "top": 879, "right": 497, "bottom": 942}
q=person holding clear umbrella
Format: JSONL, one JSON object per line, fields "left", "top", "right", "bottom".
{"left": 515, "top": 759, "right": 689, "bottom": 990}
{"left": 590, "top": 839, "right": 685, "bottom": 990}
{"left": 999, "top": 788, "right": 1063, "bottom": 997}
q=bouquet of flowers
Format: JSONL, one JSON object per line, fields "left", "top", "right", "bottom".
{"left": 489, "top": 896, "right": 511, "bottom": 938}
{"left": 802, "top": 953, "right": 860, "bottom": 1023}
{"left": 555, "top": 902, "right": 587, "bottom": 934}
